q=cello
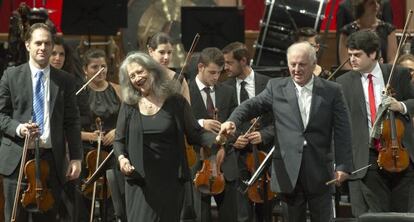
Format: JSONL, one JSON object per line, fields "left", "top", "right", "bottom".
{"left": 244, "top": 117, "right": 275, "bottom": 203}
{"left": 375, "top": 11, "right": 413, "bottom": 173}
{"left": 193, "top": 109, "right": 225, "bottom": 195}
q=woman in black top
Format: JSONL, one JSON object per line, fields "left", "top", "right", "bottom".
{"left": 338, "top": 0, "right": 397, "bottom": 69}
{"left": 114, "top": 52, "right": 217, "bottom": 222}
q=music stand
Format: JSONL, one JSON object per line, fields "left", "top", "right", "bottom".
{"left": 82, "top": 150, "right": 113, "bottom": 192}
{"left": 181, "top": 6, "right": 245, "bottom": 52}
{"left": 61, "top": 0, "right": 127, "bottom": 35}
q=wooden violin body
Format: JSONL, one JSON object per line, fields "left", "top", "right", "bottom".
{"left": 185, "top": 138, "right": 197, "bottom": 168}
{"left": 21, "top": 158, "right": 54, "bottom": 212}
{"left": 83, "top": 149, "right": 111, "bottom": 200}
{"left": 193, "top": 155, "right": 225, "bottom": 195}
{"left": 245, "top": 148, "right": 275, "bottom": 203}
{"left": 377, "top": 111, "right": 410, "bottom": 172}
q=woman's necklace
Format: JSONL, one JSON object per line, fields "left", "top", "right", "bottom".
{"left": 139, "top": 96, "right": 161, "bottom": 115}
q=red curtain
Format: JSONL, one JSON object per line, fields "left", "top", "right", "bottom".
{"left": 0, "top": 0, "right": 63, "bottom": 33}
{"left": 0, "top": 0, "right": 405, "bottom": 33}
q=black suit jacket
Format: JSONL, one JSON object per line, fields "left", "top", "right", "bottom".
{"left": 223, "top": 72, "right": 274, "bottom": 150}
{"left": 228, "top": 76, "right": 353, "bottom": 193}
{"left": 189, "top": 80, "right": 239, "bottom": 181}
{"left": 336, "top": 64, "right": 414, "bottom": 179}
{"left": 0, "top": 63, "right": 82, "bottom": 184}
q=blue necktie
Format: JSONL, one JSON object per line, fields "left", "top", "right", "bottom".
{"left": 33, "top": 71, "right": 44, "bottom": 134}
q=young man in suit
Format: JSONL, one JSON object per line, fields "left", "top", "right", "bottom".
{"left": 336, "top": 30, "right": 414, "bottom": 216}
{"left": 188, "top": 47, "right": 238, "bottom": 221}
{"left": 0, "top": 23, "right": 82, "bottom": 221}
{"left": 220, "top": 41, "right": 353, "bottom": 222}
{"left": 222, "top": 42, "right": 274, "bottom": 222}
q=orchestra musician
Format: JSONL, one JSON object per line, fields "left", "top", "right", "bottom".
{"left": 219, "top": 42, "right": 353, "bottom": 222}
{"left": 0, "top": 23, "right": 82, "bottom": 221}
{"left": 188, "top": 47, "right": 238, "bottom": 221}
{"left": 338, "top": 0, "right": 397, "bottom": 69}
{"left": 79, "top": 48, "right": 125, "bottom": 221}
{"left": 147, "top": 32, "right": 191, "bottom": 103}
{"left": 336, "top": 30, "right": 414, "bottom": 216}
{"left": 222, "top": 41, "right": 274, "bottom": 222}
{"left": 113, "top": 52, "right": 217, "bottom": 222}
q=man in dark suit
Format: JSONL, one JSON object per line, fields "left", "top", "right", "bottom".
{"left": 336, "top": 30, "right": 414, "bottom": 216}
{"left": 219, "top": 41, "right": 353, "bottom": 222}
{"left": 222, "top": 42, "right": 273, "bottom": 222}
{"left": 188, "top": 47, "right": 238, "bottom": 222}
{"left": 0, "top": 23, "right": 82, "bottom": 221}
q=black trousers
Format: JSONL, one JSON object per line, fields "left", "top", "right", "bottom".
{"left": 3, "top": 150, "right": 62, "bottom": 222}
{"left": 279, "top": 153, "right": 333, "bottom": 222}
{"left": 350, "top": 149, "right": 414, "bottom": 216}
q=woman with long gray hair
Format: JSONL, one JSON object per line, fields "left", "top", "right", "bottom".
{"left": 113, "top": 52, "right": 217, "bottom": 222}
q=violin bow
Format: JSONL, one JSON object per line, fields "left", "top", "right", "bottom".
{"left": 11, "top": 125, "right": 32, "bottom": 222}
{"left": 327, "top": 57, "right": 350, "bottom": 81}
{"left": 325, "top": 164, "right": 372, "bottom": 185}
{"left": 177, "top": 33, "right": 200, "bottom": 82}
{"left": 76, "top": 67, "right": 105, "bottom": 95}
{"left": 384, "top": 10, "right": 413, "bottom": 93}
{"left": 243, "top": 116, "right": 261, "bottom": 136}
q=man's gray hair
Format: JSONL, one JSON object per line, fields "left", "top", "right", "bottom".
{"left": 286, "top": 41, "right": 317, "bottom": 65}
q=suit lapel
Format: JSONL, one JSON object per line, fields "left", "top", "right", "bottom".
{"left": 23, "top": 64, "right": 34, "bottom": 116}
{"left": 49, "top": 68, "right": 59, "bottom": 118}
{"left": 254, "top": 73, "right": 267, "bottom": 96}
{"left": 189, "top": 81, "right": 208, "bottom": 117}
{"left": 350, "top": 71, "right": 367, "bottom": 117}
{"left": 380, "top": 64, "right": 391, "bottom": 86}
{"left": 282, "top": 80, "right": 304, "bottom": 130}
{"left": 214, "top": 84, "right": 223, "bottom": 112}
{"left": 307, "top": 77, "right": 322, "bottom": 127}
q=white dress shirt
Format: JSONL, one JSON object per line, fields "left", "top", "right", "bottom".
{"left": 236, "top": 69, "right": 255, "bottom": 105}
{"left": 294, "top": 76, "right": 314, "bottom": 129}
{"left": 16, "top": 61, "right": 51, "bottom": 148}
{"left": 195, "top": 76, "right": 216, "bottom": 127}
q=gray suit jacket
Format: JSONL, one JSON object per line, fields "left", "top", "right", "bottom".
{"left": 228, "top": 76, "right": 353, "bottom": 193}
{"left": 0, "top": 63, "right": 82, "bottom": 184}
{"left": 336, "top": 64, "right": 414, "bottom": 179}
{"left": 189, "top": 80, "right": 239, "bottom": 181}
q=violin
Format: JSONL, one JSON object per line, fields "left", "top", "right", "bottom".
{"left": 21, "top": 136, "right": 54, "bottom": 212}
{"left": 377, "top": 107, "right": 410, "bottom": 172}
{"left": 83, "top": 117, "right": 111, "bottom": 200}
{"left": 245, "top": 117, "right": 275, "bottom": 203}
{"left": 185, "top": 137, "right": 197, "bottom": 168}
{"left": 193, "top": 109, "right": 225, "bottom": 195}
{"left": 376, "top": 11, "right": 413, "bottom": 173}
{"left": 83, "top": 118, "right": 110, "bottom": 222}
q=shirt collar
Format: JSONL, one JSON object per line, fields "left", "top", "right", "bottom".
{"left": 361, "top": 62, "right": 381, "bottom": 80}
{"left": 195, "top": 76, "right": 214, "bottom": 92}
{"left": 236, "top": 69, "right": 255, "bottom": 86}
{"left": 29, "top": 61, "right": 50, "bottom": 79}
{"left": 293, "top": 75, "right": 314, "bottom": 92}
